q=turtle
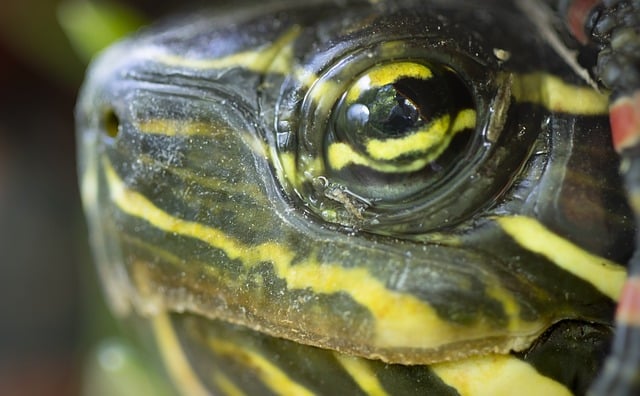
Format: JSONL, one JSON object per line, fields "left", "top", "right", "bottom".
{"left": 75, "top": 0, "right": 640, "bottom": 394}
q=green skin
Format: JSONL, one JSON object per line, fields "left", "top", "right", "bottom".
{"left": 76, "top": 0, "right": 634, "bottom": 394}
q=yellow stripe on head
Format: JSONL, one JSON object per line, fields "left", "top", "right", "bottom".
{"left": 512, "top": 73, "right": 609, "bottom": 115}
{"left": 495, "top": 216, "right": 626, "bottom": 300}
{"left": 151, "top": 26, "right": 300, "bottom": 74}
{"left": 103, "top": 157, "right": 545, "bottom": 354}
{"left": 212, "top": 373, "right": 246, "bottom": 396}
{"left": 135, "top": 119, "right": 217, "bottom": 136}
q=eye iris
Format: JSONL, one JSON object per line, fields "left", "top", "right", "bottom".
{"left": 324, "top": 61, "right": 475, "bottom": 202}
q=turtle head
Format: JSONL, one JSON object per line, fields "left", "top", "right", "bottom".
{"left": 77, "top": 0, "right": 632, "bottom": 367}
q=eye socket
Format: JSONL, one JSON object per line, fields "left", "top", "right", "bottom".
{"left": 272, "top": 37, "right": 516, "bottom": 234}
{"left": 325, "top": 61, "right": 476, "bottom": 202}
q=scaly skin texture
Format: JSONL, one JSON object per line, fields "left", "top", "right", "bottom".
{"left": 76, "top": 0, "right": 639, "bottom": 394}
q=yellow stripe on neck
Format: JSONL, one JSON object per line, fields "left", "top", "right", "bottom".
{"left": 495, "top": 215, "right": 626, "bottom": 300}
{"left": 212, "top": 373, "right": 246, "bottom": 396}
{"left": 151, "top": 313, "right": 209, "bottom": 396}
{"left": 512, "top": 73, "right": 609, "bottom": 115}
{"left": 432, "top": 354, "right": 572, "bottom": 396}
{"left": 134, "top": 119, "right": 218, "bottom": 136}
{"left": 207, "top": 338, "right": 315, "bottom": 396}
{"left": 334, "top": 354, "right": 389, "bottom": 396}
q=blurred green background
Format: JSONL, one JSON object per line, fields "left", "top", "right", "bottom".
{"left": 0, "top": 1, "right": 204, "bottom": 394}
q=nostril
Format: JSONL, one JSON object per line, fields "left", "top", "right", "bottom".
{"left": 102, "top": 109, "right": 121, "bottom": 139}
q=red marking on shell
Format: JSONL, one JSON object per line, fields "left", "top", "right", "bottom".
{"left": 610, "top": 92, "right": 640, "bottom": 153}
{"left": 566, "top": 0, "right": 601, "bottom": 44}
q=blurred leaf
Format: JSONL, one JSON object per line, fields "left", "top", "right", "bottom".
{"left": 83, "top": 339, "right": 176, "bottom": 396}
{"left": 58, "top": 0, "right": 146, "bottom": 63}
{"left": 0, "top": 0, "right": 85, "bottom": 85}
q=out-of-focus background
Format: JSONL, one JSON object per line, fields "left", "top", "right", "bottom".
{"left": 0, "top": 1, "right": 204, "bottom": 394}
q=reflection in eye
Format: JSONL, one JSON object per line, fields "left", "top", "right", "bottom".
{"left": 325, "top": 61, "right": 476, "bottom": 202}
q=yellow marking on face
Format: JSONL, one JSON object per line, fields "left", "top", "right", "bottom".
{"left": 151, "top": 313, "right": 209, "bottom": 396}
{"left": 282, "top": 260, "right": 468, "bottom": 349}
{"left": 135, "top": 119, "right": 216, "bottom": 136}
{"left": 495, "top": 216, "right": 627, "bottom": 300}
{"left": 432, "top": 354, "right": 572, "bottom": 396}
{"left": 212, "top": 372, "right": 246, "bottom": 396}
{"left": 152, "top": 26, "right": 300, "bottom": 74}
{"left": 346, "top": 62, "right": 433, "bottom": 103}
{"left": 334, "top": 354, "right": 389, "bottom": 396}
{"left": 299, "top": 255, "right": 538, "bottom": 349}
{"left": 512, "top": 73, "right": 609, "bottom": 115}
{"left": 208, "top": 338, "right": 315, "bottom": 396}
{"left": 485, "top": 284, "right": 524, "bottom": 332}
{"left": 104, "top": 158, "right": 545, "bottom": 351}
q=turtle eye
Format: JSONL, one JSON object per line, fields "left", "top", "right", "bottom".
{"left": 326, "top": 61, "right": 475, "bottom": 202}
{"left": 274, "top": 36, "right": 522, "bottom": 234}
